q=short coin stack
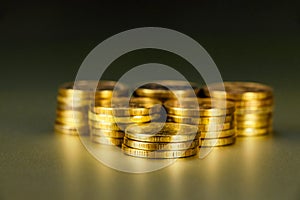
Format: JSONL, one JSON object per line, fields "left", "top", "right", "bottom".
{"left": 134, "top": 80, "right": 200, "bottom": 102}
{"left": 122, "top": 122, "right": 199, "bottom": 158}
{"left": 164, "top": 98, "right": 236, "bottom": 147}
{"left": 89, "top": 98, "right": 162, "bottom": 146}
{"left": 55, "top": 80, "right": 128, "bottom": 135}
{"left": 202, "top": 82, "right": 274, "bottom": 136}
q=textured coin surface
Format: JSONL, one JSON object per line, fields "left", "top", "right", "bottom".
{"left": 200, "top": 136, "right": 236, "bottom": 147}
{"left": 92, "top": 136, "right": 123, "bottom": 146}
{"left": 123, "top": 138, "right": 199, "bottom": 150}
{"left": 167, "top": 114, "right": 233, "bottom": 125}
{"left": 125, "top": 122, "right": 198, "bottom": 142}
{"left": 122, "top": 144, "right": 198, "bottom": 158}
{"left": 200, "top": 129, "right": 236, "bottom": 139}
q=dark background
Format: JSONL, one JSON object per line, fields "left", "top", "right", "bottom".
{"left": 0, "top": 1, "right": 299, "bottom": 200}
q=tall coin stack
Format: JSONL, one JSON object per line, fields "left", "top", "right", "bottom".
{"left": 55, "top": 81, "right": 98, "bottom": 135}
{"left": 202, "top": 82, "right": 274, "bottom": 136}
{"left": 55, "top": 80, "right": 128, "bottom": 135}
{"left": 122, "top": 122, "right": 199, "bottom": 158}
{"left": 89, "top": 98, "right": 162, "bottom": 146}
{"left": 164, "top": 98, "right": 236, "bottom": 147}
{"left": 134, "top": 80, "right": 201, "bottom": 102}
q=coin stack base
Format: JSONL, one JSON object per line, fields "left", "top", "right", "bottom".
{"left": 123, "top": 123, "right": 199, "bottom": 159}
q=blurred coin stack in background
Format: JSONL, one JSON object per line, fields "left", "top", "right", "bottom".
{"left": 164, "top": 98, "right": 236, "bottom": 147}
{"left": 122, "top": 122, "right": 199, "bottom": 158}
{"left": 201, "top": 82, "right": 274, "bottom": 136}
{"left": 89, "top": 97, "right": 162, "bottom": 146}
{"left": 134, "top": 80, "right": 201, "bottom": 102}
{"left": 55, "top": 80, "right": 128, "bottom": 135}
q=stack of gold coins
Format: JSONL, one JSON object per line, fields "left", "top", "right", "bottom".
{"left": 122, "top": 122, "right": 199, "bottom": 158}
{"left": 201, "top": 82, "right": 274, "bottom": 136}
{"left": 134, "top": 80, "right": 200, "bottom": 102}
{"left": 164, "top": 98, "right": 236, "bottom": 147}
{"left": 55, "top": 80, "right": 128, "bottom": 135}
{"left": 89, "top": 98, "right": 162, "bottom": 146}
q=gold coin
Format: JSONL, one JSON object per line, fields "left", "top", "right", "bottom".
{"left": 58, "top": 80, "right": 99, "bottom": 98}
{"left": 125, "top": 122, "right": 198, "bottom": 142}
{"left": 200, "top": 136, "right": 236, "bottom": 147}
{"left": 236, "top": 120, "right": 272, "bottom": 128}
{"left": 57, "top": 96, "right": 90, "bottom": 107}
{"left": 90, "top": 128, "right": 125, "bottom": 138}
{"left": 168, "top": 114, "right": 233, "bottom": 125}
{"left": 54, "top": 123, "right": 88, "bottom": 135}
{"left": 200, "top": 129, "right": 235, "bottom": 139}
{"left": 55, "top": 117, "right": 87, "bottom": 126}
{"left": 236, "top": 127, "right": 272, "bottom": 136}
{"left": 123, "top": 137, "right": 199, "bottom": 150}
{"left": 88, "top": 111, "right": 160, "bottom": 123}
{"left": 56, "top": 110, "right": 86, "bottom": 119}
{"left": 235, "top": 98, "right": 274, "bottom": 107}
{"left": 91, "top": 97, "right": 162, "bottom": 116}
{"left": 134, "top": 80, "right": 200, "bottom": 99}
{"left": 122, "top": 144, "right": 198, "bottom": 158}
{"left": 164, "top": 98, "right": 235, "bottom": 117}
{"left": 89, "top": 120, "right": 131, "bottom": 131}
{"left": 202, "top": 82, "right": 273, "bottom": 101}
{"left": 235, "top": 113, "right": 272, "bottom": 121}
{"left": 91, "top": 136, "right": 123, "bottom": 146}
{"left": 198, "top": 122, "right": 233, "bottom": 131}
{"left": 235, "top": 106, "right": 273, "bottom": 115}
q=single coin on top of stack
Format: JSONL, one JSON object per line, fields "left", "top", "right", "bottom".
{"left": 134, "top": 80, "right": 200, "bottom": 102}
{"left": 55, "top": 80, "right": 128, "bottom": 135}
{"left": 89, "top": 97, "right": 163, "bottom": 146}
{"left": 202, "top": 82, "right": 274, "bottom": 136}
{"left": 164, "top": 98, "right": 236, "bottom": 147}
{"left": 122, "top": 122, "right": 199, "bottom": 158}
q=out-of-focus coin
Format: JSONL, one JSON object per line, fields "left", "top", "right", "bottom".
{"left": 122, "top": 144, "right": 198, "bottom": 158}
{"left": 123, "top": 138, "right": 199, "bottom": 150}
{"left": 202, "top": 82, "right": 273, "bottom": 101}
{"left": 235, "top": 113, "right": 272, "bottom": 121}
{"left": 91, "top": 136, "right": 123, "bottom": 146}
{"left": 200, "top": 136, "right": 236, "bottom": 147}
{"left": 88, "top": 111, "right": 160, "bottom": 123}
{"left": 90, "top": 128, "right": 125, "bottom": 138}
{"left": 164, "top": 98, "right": 235, "bottom": 117}
{"left": 134, "top": 80, "right": 200, "bottom": 99}
{"left": 125, "top": 122, "right": 198, "bottom": 143}
{"left": 200, "top": 129, "right": 235, "bottom": 139}
{"left": 235, "top": 120, "right": 271, "bottom": 128}
{"left": 235, "top": 98, "right": 274, "bottom": 107}
{"left": 198, "top": 122, "right": 233, "bottom": 131}
{"left": 89, "top": 120, "right": 131, "bottom": 131}
{"left": 167, "top": 114, "right": 233, "bottom": 125}
{"left": 235, "top": 106, "right": 273, "bottom": 115}
{"left": 92, "top": 97, "right": 162, "bottom": 116}
{"left": 236, "top": 127, "right": 272, "bottom": 136}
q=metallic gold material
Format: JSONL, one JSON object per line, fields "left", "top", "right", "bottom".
{"left": 167, "top": 114, "right": 233, "bottom": 125}
{"left": 122, "top": 144, "right": 198, "bottom": 158}
{"left": 123, "top": 138, "right": 199, "bottom": 150}
{"left": 202, "top": 82, "right": 273, "bottom": 100}
{"left": 200, "top": 136, "right": 236, "bottom": 147}
{"left": 90, "top": 128, "right": 125, "bottom": 138}
{"left": 91, "top": 136, "right": 123, "bottom": 146}
{"left": 200, "top": 129, "right": 235, "bottom": 139}
{"left": 164, "top": 98, "right": 235, "bottom": 117}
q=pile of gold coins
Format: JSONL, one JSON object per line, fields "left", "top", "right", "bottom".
{"left": 55, "top": 80, "right": 274, "bottom": 159}
{"left": 89, "top": 97, "right": 162, "bottom": 146}
{"left": 164, "top": 98, "right": 236, "bottom": 147}
{"left": 122, "top": 122, "right": 199, "bottom": 158}
{"left": 202, "top": 82, "right": 274, "bottom": 136}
